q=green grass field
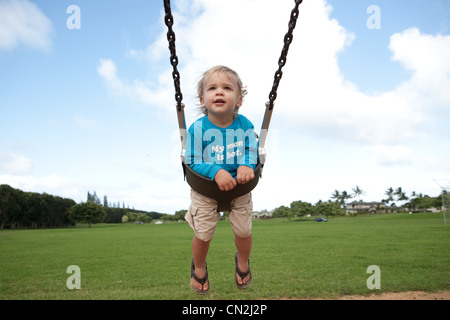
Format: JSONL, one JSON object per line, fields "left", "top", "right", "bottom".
{"left": 0, "top": 212, "right": 448, "bottom": 300}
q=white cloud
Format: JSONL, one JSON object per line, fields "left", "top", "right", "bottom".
{"left": 0, "top": 173, "right": 73, "bottom": 196}
{"left": 389, "top": 27, "right": 450, "bottom": 112}
{"left": 103, "top": 0, "right": 449, "bottom": 146}
{"left": 97, "top": 58, "right": 173, "bottom": 108}
{"left": 367, "top": 145, "right": 414, "bottom": 167}
{"left": 0, "top": 0, "right": 53, "bottom": 51}
{"left": 155, "top": 1, "right": 448, "bottom": 147}
{"left": 0, "top": 153, "right": 32, "bottom": 175}
{"left": 390, "top": 27, "right": 450, "bottom": 77}
{"left": 0, "top": 153, "right": 78, "bottom": 200}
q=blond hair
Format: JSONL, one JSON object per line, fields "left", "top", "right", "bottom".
{"left": 197, "top": 65, "right": 247, "bottom": 116}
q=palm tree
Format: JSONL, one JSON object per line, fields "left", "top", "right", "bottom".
{"left": 331, "top": 190, "right": 353, "bottom": 209}
{"left": 341, "top": 191, "right": 352, "bottom": 209}
{"left": 352, "top": 186, "right": 365, "bottom": 200}
{"left": 384, "top": 187, "right": 394, "bottom": 204}
{"left": 395, "top": 187, "right": 408, "bottom": 202}
{"left": 331, "top": 190, "right": 340, "bottom": 202}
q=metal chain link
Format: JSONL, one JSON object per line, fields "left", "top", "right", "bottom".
{"left": 163, "top": 0, "right": 183, "bottom": 112}
{"left": 268, "top": 0, "right": 303, "bottom": 110}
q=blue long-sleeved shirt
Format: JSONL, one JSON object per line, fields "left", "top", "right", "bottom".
{"left": 185, "top": 115, "right": 258, "bottom": 181}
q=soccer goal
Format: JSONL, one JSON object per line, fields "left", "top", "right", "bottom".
{"left": 433, "top": 179, "right": 450, "bottom": 224}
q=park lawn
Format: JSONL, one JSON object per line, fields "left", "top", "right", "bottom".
{"left": 0, "top": 212, "right": 448, "bottom": 300}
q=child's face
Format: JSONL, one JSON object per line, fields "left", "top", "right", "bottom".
{"left": 200, "top": 72, "right": 242, "bottom": 120}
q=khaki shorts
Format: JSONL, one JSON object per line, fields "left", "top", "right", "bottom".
{"left": 185, "top": 189, "right": 253, "bottom": 242}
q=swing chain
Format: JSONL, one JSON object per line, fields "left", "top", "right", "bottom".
{"left": 268, "top": 0, "right": 303, "bottom": 110}
{"left": 163, "top": 0, "right": 183, "bottom": 112}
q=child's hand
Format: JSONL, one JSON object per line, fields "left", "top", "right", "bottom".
{"left": 214, "top": 169, "right": 237, "bottom": 191}
{"left": 236, "top": 166, "right": 255, "bottom": 185}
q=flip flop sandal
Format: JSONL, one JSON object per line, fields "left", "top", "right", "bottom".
{"left": 190, "top": 259, "right": 210, "bottom": 295}
{"left": 235, "top": 252, "right": 252, "bottom": 289}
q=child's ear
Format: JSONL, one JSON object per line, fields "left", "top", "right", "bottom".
{"left": 236, "top": 96, "right": 243, "bottom": 108}
{"left": 200, "top": 96, "right": 205, "bottom": 107}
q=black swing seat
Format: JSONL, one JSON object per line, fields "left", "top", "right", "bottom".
{"left": 182, "top": 161, "right": 263, "bottom": 213}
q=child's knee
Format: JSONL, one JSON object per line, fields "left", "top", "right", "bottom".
{"left": 195, "top": 230, "right": 216, "bottom": 242}
{"left": 186, "top": 208, "right": 219, "bottom": 242}
{"left": 229, "top": 193, "right": 253, "bottom": 238}
{"left": 186, "top": 190, "right": 221, "bottom": 242}
{"left": 232, "top": 225, "right": 252, "bottom": 239}
{"left": 229, "top": 209, "right": 252, "bottom": 239}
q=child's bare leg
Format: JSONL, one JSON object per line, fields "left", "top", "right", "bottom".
{"left": 191, "top": 235, "right": 210, "bottom": 290}
{"left": 234, "top": 234, "right": 252, "bottom": 285}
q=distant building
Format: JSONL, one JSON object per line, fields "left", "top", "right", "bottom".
{"left": 252, "top": 210, "right": 273, "bottom": 219}
{"left": 346, "top": 201, "right": 387, "bottom": 214}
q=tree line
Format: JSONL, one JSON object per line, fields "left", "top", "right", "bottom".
{"left": 0, "top": 184, "right": 76, "bottom": 229}
{"left": 0, "top": 185, "right": 165, "bottom": 229}
{"left": 271, "top": 185, "right": 448, "bottom": 219}
{"left": 86, "top": 191, "right": 135, "bottom": 210}
{"left": 332, "top": 185, "right": 446, "bottom": 211}
{"left": 83, "top": 190, "right": 165, "bottom": 225}
{"left": 272, "top": 200, "right": 344, "bottom": 219}
{"left": 2, "top": 183, "right": 447, "bottom": 229}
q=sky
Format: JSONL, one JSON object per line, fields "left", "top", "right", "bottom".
{"left": 1, "top": 0, "right": 449, "bottom": 214}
